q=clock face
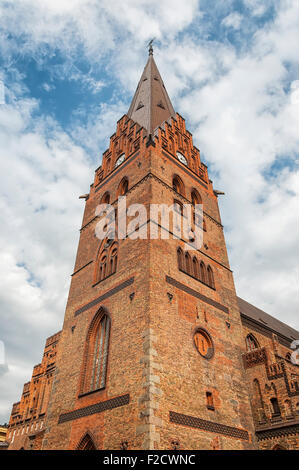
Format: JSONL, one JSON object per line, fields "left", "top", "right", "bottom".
{"left": 177, "top": 151, "right": 188, "bottom": 166}
{"left": 115, "top": 153, "right": 125, "bottom": 168}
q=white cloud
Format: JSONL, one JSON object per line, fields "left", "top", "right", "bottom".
{"left": 222, "top": 12, "right": 243, "bottom": 29}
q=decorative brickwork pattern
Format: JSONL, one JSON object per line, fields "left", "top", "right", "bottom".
{"left": 166, "top": 276, "right": 228, "bottom": 314}
{"left": 256, "top": 423, "right": 299, "bottom": 441}
{"left": 58, "top": 394, "right": 130, "bottom": 424}
{"left": 74, "top": 277, "right": 134, "bottom": 316}
{"left": 243, "top": 347, "right": 267, "bottom": 369}
{"left": 169, "top": 411, "right": 249, "bottom": 441}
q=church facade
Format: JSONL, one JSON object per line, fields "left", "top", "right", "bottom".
{"left": 6, "top": 50, "right": 299, "bottom": 450}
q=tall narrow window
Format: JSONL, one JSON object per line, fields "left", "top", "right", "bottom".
{"left": 207, "top": 266, "right": 215, "bottom": 289}
{"left": 270, "top": 397, "right": 281, "bottom": 417}
{"left": 193, "top": 257, "right": 199, "bottom": 279}
{"left": 110, "top": 243, "right": 118, "bottom": 275}
{"left": 177, "top": 248, "right": 184, "bottom": 271}
{"left": 245, "top": 334, "right": 259, "bottom": 351}
{"left": 185, "top": 253, "right": 191, "bottom": 275}
{"left": 200, "top": 261, "right": 206, "bottom": 284}
{"left": 172, "top": 175, "right": 185, "bottom": 196}
{"left": 206, "top": 392, "right": 215, "bottom": 410}
{"left": 80, "top": 310, "right": 111, "bottom": 395}
{"left": 118, "top": 177, "right": 129, "bottom": 196}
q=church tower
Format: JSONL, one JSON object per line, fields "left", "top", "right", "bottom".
{"left": 41, "top": 48, "right": 256, "bottom": 450}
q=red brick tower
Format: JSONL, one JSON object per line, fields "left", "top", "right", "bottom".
{"left": 42, "top": 48, "right": 256, "bottom": 450}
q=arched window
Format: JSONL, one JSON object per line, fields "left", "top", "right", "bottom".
{"left": 185, "top": 253, "right": 191, "bottom": 275}
{"left": 172, "top": 175, "right": 185, "bottom": 196}
{"left": 191, "top": 189, "right": 202, "bottom": 207}
{"left": 80, "top": 309, "right": 111, "bottom": 395}
{"left": 118, "top": 177, "right": 129, "bottom": 197}
{"left": 193, "top": 257, "right": 199, "bottom": 279}
{"left": 110, "top": 243, "right": 118, "bottom": 275}
{"left": 173, "top": 199, "right": 183, "bottom": 214}
{"left": 207, "top": 266, "right": 215, "bottom": 289}
{"left": 245, "top": 334, "right": 259, "bottom": 351}
{"left": 95, "top": 239, "right": 118, "bottom": 283}
{"left": 177, "top": 248, "right": 184, "bottom": 271}
{"left": 99, "top": 252, "right": 107, "bottom": 281}
{"left": 76, "top": 433, "right": 97, "bottom": 450}
{"left": 101, "top": 192, "right": 110, "bottom": 204}
{"left": 200, "top": 261, "right": 206, "bottom": 284}
{"left": 286, "top": 352, "right": 291, "bottom": 361}
{"left": 191, "top": 190, "right": 202, "bottom": 227}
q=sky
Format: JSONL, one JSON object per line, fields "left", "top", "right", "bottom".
{"left": 0, "top": 0, "right": 299, "bottom": 424}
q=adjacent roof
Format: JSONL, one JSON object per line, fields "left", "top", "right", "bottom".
{"left": 127, "top": 49, "right": 176, "bottom": 134}
{"left": 238, "top": 297, "right": 299, "bottom": 343}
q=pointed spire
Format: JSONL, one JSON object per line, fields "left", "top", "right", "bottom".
{"left": 127, "top": 48, "right": 176, "bottom": 134}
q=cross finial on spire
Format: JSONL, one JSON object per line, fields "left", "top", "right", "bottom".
{"left": 147, "top": 38, "right": 155, "bottom": 56}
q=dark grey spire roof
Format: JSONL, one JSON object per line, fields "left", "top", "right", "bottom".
{"left": 127, "top": 52, "right": 176, "bottom": 134}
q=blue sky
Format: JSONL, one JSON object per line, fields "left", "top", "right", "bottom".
{"left": 0, "top": 0, "right": 299, "bottom": 424}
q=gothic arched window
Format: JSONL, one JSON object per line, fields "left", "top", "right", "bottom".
{"left": 191, "top": 189, "right": 202, "bottom": 207}
{"left": 76, "top": 433, "right": 97, "bottom": 450}
{"left": 109, "top": 243, "right": 118, "bottom": 275}
{"left": 193, "top": 257, "right": 199, "bottom": 279}
{"left": 172, "top": 175, "right": 185, "bottom": 197}
{"left": 185, "top": 253, "right": 191, "bottom": 275}
{"left": 99, "top": 251, "right": 107, "bottom": 281}
{"left": 177, "top": 248, "right": 184, "bottom": 271}
{"left": 207, "top": 266, "right": 215, "bottom": 289}
{"left": 95, "top": 239, "right": 118, "bottom": 284}
{"left": 173, "top": 199, "right": 183, "bottom": 214}
{"left": 245, "top": 334, "right": 259, "bottom": 352}
{"left": 200, "top": 261, "right": 206, "bottom": 284}
{"left": 118, "top": 177, "right": 129, "bottom": 197}
{"left": 101, "top": 192, "right": 110, "bottom": 204}
{"left": 80, "top": 309, "right": 111, "bottom": 395}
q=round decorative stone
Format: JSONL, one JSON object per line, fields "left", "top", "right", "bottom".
{"left": 193, "top": 328, "right": 214, "bottom": 359}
